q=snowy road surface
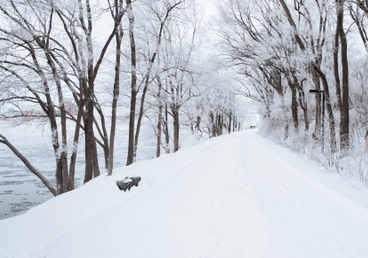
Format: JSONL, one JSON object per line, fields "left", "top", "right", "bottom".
{"left": 1, "top": 130, "right": 368, "bottom": 258}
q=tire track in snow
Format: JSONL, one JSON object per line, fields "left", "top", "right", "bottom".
{"left": 239, "top": 130, "right": 368, "bottom": 258}
{"left": 165, "top": 136, "right": 270, "bottom": 258}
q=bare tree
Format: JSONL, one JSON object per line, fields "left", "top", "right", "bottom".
{"left": 107, "top": 0, "right": 125, "bottom": 175}
{"left": 335, "top": 0, "right": 350, "bottom": 150}
{"left": 0, "top": 0, "right": 125, "bottom": 194}
{"left": 126, "top": 0, "right": 138, "bottom": 166}
{"left": 125, "top": 0, "right": 185, "bottom": 164}
{"left": 56, "top": 0, "right": 125, "bottom": 181}
{"left": 0, "top": 0, "right": 75, "bottom": 194}
{"left": 349, "top": 1, "right": 368, "bottom": 148}
{"left": 217, "top": 0, "right": 340, "bottom": 151}
{"left": 159, "top": 11, "right": 200, "bottom": 152}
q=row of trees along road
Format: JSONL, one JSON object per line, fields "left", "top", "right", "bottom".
{"left": 0, "top": 0, "right": 243, "bottom": 196}
{"left": 218, "top": 0, "right": 368, "bottom": 160}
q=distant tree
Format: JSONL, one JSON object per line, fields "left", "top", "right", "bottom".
{"left": 158, "top": 10, "right": 200, "bottom": 152}
{"left": 125, "top": 0, "right": 185, "bottom": 164}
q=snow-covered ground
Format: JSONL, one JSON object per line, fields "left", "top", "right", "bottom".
{"left": 1, "top": 130, "right": 368, "bottom": 258}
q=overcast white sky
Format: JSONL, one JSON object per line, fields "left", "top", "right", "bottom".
{"left": 197, "top": 0, "right": 218, "bottom": 21}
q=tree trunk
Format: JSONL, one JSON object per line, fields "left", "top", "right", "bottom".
{"left": 217, "top": 113, "right": 224, "bottom": 136}
{"left": 228, "top": 112, "right": 232, "bottom": 133}
{"left": 68, "top": 98, "right": 86, "bottom": 191}
{"left": 94, "top": 106, "right": 109, "bottom": 169}
{"left": 336, "top": 0, "right": 349, "bottom": 150}
{"left": 312, "top": 65, "right": 337, "bottom": 153}
{"left": 297, "top": 79, "right": 309, "bottom": 131}
{"left": 132, "top": 1, "right": 184, "bottom": 161}
{"left": 311, "top": 69, "right": 322, "bottom": 139}
{"left": 164, "top": 103, "right": 170, "bottom": 153}
{"left": 209, "top": 111, "right": 216, "bottom": 137}
{"left": 172, "top": 105, "right": 180, "bottom": 152}
{"left": 84, "top": 97, "right": 100, "bottom": 183}
{"left": 286, "top": 76, "right": 299, "bottom": 132}
{"left": 291, "top": 86, "right": 299, "bottom": 132}
{"left": 333, "top": 16, "right": 343, "bottom": 112}
{"left": 126, "top": 0, "right": 137, "bottom": 166}
{"left": 156, "top": 76, "right": 163, "bottom": 158}
{"left": 278, "top": 0, "right": 306, "bottom": 51}
{"left": 156, "top": 106, "right": 163, "bottom": 158}
{"left": 108, "top": 3, "right": 123, "bottom": 174}
{"left": 134, "top": 76, "right": 149, "bottom": 159}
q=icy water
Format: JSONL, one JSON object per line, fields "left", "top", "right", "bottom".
{"left": 0, "top": 122, "right": 55, "bottom": 219}
{"left": 0, "top": 120, "right": 83, "bottom": 220}
{"left": 0, "top": 169, "right": 53, "bottom": 220}
{"left": 0, "top": 119, "right": 139, "bottom": 220}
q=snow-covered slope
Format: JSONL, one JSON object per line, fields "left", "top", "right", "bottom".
{"left": 1, "top": 130, "right": 368, "bottom": 258}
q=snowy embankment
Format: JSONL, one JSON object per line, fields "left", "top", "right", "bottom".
{"left": 1, "top": 130, "right": 368, "bottom": 258}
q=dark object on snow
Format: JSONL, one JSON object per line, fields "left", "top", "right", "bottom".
{"left": 116, "top": 176, "right": 141, "bottom": 192}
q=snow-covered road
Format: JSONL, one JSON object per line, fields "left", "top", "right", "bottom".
{"left": 1, "top": 130, "right": 368, "bottom": 258}
{"left": 240, "top": 132, "right": 368, "bottom": 257}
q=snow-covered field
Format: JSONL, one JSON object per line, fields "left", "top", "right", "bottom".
{"left": 1, "top": 130, "right": 368, "bottom": 258}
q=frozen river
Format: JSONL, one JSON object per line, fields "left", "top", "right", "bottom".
{"left": 0, "top": 119, "right": 133, "bottom": 220}
{"left": 0, "top": 117, "right": 197, "bottom": 220}
{"left": 0, "top": 162, "right": 53, "bottom": 220}
{"left": 0, "top": 120, "right": 56, "bottom": 219}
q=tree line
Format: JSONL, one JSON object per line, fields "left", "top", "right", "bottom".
{"left": 217, "top": 0, "right": 368, "bottom": 164}
{"left": 0, "top": 0, "right": 242, "bottom": 196}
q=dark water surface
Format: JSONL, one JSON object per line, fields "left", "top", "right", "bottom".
{"left": 0, "top": 133, "right": 54, "bottom": 219}
{"left": 0, "top": 121, "right": 81, "bottom": 220}
{"left": 0, "top": 119, "right": 131, "bottom": 220}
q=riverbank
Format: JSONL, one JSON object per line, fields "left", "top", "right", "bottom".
{"left": 0, "top": 118, "right": 202, "bottom": 219}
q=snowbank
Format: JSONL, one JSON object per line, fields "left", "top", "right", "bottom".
{"left": 1, "top": 130, "right": 368, "bottom": 258}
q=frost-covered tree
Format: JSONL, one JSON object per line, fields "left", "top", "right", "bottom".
{"left": 155, "top": 6, "right": 201, "bottom": 152}
{"left": 216, "top": 0, "right": 347, "bottom": 153}
{"left": 215, "top": 0, "right": 368, "bottom": 182}
{"left": 125, "top": 0, "right": 186, "bottom": 164}
{"left": 0, "top": 0, "right": 126, "bottom": 193}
